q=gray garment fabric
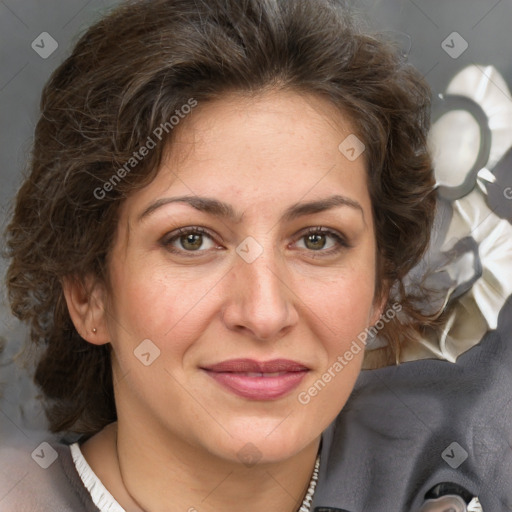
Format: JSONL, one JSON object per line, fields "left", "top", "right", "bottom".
{"left": 1, "top": 301, "right": 510, "bottom": 511}
{"left": 312, "top": 297, "right": 512, "bottom": 512}
{"left": 0, "top": 443, "right": 98, "bottom": 512}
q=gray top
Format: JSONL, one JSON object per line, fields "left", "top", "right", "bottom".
{"left": 0, "top": 442, "right": 99, "bottom": 512}
{"left": 311, "top": 297, "right": 512, "bottom": 511}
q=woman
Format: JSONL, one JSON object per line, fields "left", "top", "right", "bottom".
{"left": 4, "top": 0, "right": 437, "bottom": 510}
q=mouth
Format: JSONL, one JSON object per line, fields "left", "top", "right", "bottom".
{"left": 201, "top": 358, "right": 310, "bottom": 400}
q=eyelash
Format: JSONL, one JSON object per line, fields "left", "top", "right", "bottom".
{"left": 295, "top": 226, "right": 350, "bottom": 258}
{"left": 161, "top": 227, "right": 217, "bottom": 257}
{"left": 160, "top": 226, "right": 350, "bottom": 258}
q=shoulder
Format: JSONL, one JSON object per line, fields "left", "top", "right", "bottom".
{"left": 0, "top": 439, "right": 99, "bottom": 512}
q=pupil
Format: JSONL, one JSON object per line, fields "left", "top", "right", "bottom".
{"left": 306, "top": 233, "right": 325, "bottom": 250}
{"left": 182, "top": 234, "right": 202, "bottom": 250}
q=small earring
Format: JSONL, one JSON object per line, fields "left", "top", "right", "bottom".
{"left": 92, "top": 328, "right": 97, "bottom": 334}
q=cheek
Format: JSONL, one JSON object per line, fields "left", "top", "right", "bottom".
{"left": 296, "top": 271, "right": 372, "bottom": 412}
{"left": 106, "top": 261, "right": 220, "bottom": 355}
{"left": 299, "top": 261, "right": 377, "bottom": 346}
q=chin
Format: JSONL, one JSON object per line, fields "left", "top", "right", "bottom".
{"left": 209, "top": 416, "right": 319, "bottom": 466}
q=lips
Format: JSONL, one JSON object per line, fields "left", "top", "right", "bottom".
{"left": 203, "top": 358, "right": 309, "bottom": 373}
{"left": 201, "top": 358, "right": 309, "bottom": 400}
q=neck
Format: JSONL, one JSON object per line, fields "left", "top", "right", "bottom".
{"left": 83, "top": 421, "right": 321, "bottom": 512}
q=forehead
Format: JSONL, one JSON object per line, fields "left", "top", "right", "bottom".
{"left": 121, "top": 90, "right": 371, "bottom": 221}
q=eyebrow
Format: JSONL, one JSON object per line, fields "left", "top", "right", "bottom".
{"left": 137, "top": 194, "right": 364, "bottom": 223}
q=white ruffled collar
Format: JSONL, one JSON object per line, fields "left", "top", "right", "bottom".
{"left": 70, "top": 442, "right": 126, "bottom": 512}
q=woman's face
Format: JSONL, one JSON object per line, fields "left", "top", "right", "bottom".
{"left": 103, "top": 90, "right": 383, "bottom": 463}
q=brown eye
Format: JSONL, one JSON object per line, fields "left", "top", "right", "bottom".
{"left": 292, "top": 227, "right": 351, "bottom": 259}
{"left": 162, "top": 227, "right": 217, "bottom": 253}
{"left": 304, "top": 233, "right": 327, "bottom": 250}
{"left": 296, "top": 228, "right": 344, "bottom": 252}
{"left": 180, "top": 233, "right": 204, "bottom": 251}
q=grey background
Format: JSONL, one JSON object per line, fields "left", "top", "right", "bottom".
{"left": 0, "top": 0, "right": 124, "bottom": 447}
{"left": 0, "top": 0, "right": 511, "bottom": 503}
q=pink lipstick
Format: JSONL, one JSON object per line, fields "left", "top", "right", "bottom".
{"left": 201, "top": 358, "right": 309, "bottom": 400}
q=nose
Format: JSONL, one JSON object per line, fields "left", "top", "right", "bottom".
{"left": 221, "top": 248, "right": 299, "bottom": 341}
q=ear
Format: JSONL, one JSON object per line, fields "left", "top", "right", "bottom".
{"left": 62, "top": 274, "right": 110, "bottom": 345}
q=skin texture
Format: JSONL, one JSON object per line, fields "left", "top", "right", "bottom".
{"left": 64, "top": 90, "right": 385, "bottom": 512}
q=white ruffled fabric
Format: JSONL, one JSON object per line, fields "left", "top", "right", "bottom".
{"left": 70, "top": 443, "right": 126, "bottom": 512}
{"left": 372, "top": 64, "right": 512, "bottom": 365}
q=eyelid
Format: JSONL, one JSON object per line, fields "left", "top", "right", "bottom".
{"left": 290, "top": 226, "right": 351, "bottom": 257}
{"left": 294, "top": 226, "right": 350, "bottom": 246}
{"left": 160, "top": 225, "right": 350, "bottom": 257}
{"left": 160, "top": 226, "right": 222, "bottom": 254}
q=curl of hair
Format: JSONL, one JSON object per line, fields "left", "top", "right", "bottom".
{"left": 5, "top": 0, "right": 436, "bottom": 435}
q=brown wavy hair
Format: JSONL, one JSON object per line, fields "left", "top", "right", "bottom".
{"left": 5, "top": 0, "right": 436, "bottom": 435}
